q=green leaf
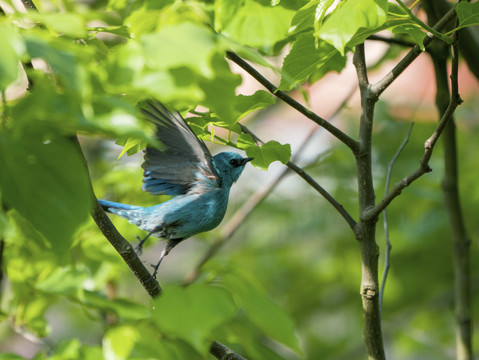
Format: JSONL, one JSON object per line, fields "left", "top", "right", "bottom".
{"left": 280, "top": 32, "right": 346, "bottom": 90}
{"left": 103, "top": 325, "right": 139, "bottom": 360}
{"left": 27, "top": 13, "right": 87, "bottom": 38}
{"left": 232, "top": 90, "right": 276, "bottom": 120}
{"left": 140, "top": 22, "right": 220, "bottom": 78}
{"left": 0, "top": 22, "right": 23, "bottom": 91}
{"left": 0, "top": 135, "right": 91, "bottom": 256}
{"left": 455, "top": 1, "right": 479, "bottom": 30}
{"left": 391, "top": 24, "right": 426, "bottom": 50}
{"left": 115, "top": 137, "right": 148, "bottom": 158}
{"left": 152, "top": 284, "right": 236, "bottom": 355}
{"left": 238, "top": 135, "right": 291, "bottom": 170}
{"left": 223, "top": 268, "right": 301, "bottom": 353}
{"left": 317, "top": 0, "right": 388, "bottom": 54}
{"left": 217, "top": 0, "right": 297, "bottom": 54}
{"left": 289, "top": 0, "right": 316, "bottom": 34}
{"left": 199, "top": 54, "right": 242, "bottom": 123}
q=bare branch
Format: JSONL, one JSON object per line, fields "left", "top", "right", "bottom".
{"left": 380, "top": 122, "right": 414, "bottom": 317}
{"left": 226, "top": 51, "right": 360, "bottom": 153}
{"left": 20, "top": 0, "right": 36, "bottom": 10}
{"left": 210, "top": 341, "right": 246, "bottom": 360}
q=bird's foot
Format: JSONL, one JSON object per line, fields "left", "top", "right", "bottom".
{"left": 149, "top": 239, "right": 182, "bottom": 278}
{"left": 135, "top": 230, "right": 157, "bottom": 254}
{"left": 150, "top": 259, "right": 163, "bottom": 279}
{"left": 134, "top": 235, "right": 148, "bottom": 254}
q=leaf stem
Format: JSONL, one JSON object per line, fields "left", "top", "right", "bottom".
{"left": 395, "top": 0, "right": 452, "bottom": 44}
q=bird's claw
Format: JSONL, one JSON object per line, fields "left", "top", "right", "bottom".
{"left": 134, "top": 235, "right": 147, "bottom": 254}
{"left": 149, "top": 260, "right": 163, "bottom": 279}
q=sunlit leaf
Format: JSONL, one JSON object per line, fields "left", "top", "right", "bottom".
{"left": 317, "top": 0, "right": 388, "bottom": 54}
{"left": 216, "top": 0, "right": 297, "bottom": 53}
{"left": 103, "top": 325, "right": 139, "bottom": 360}
{"left": 238, "top": 135, "right": 291, "bottom": 170}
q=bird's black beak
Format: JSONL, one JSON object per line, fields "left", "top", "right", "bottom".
{"left": 241, "top": 157, "right": 254, "bottom": 165}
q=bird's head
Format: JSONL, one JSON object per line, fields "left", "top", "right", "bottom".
{"left": 212, "top": 152, "right": 253, "bottom": 187}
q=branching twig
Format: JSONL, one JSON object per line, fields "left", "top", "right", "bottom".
{"left": 363, "top": 82, "right": 462, "bottom": 222}
{"left": 240, "top": 124, "right": 357, "bottom": 230}
{"left": 371, "top": 5, "right": 458, "bottom": 98}
{"left": 226, "top": 51, "right": 360, "bottom": 153}
{"left": 379, "top": 122, "right": 414, "bottom": 317}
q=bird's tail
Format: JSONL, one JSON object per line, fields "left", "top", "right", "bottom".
{"left": 98, "top": 199, "right": 142, "bottom": 213}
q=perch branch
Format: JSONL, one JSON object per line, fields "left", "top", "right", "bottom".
{"left": 210, "top": 341, "right": 246, "bottom": 360}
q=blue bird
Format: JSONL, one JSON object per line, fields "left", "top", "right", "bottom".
{"left": 99, "top": 100, "right": 253, "bottom": 277}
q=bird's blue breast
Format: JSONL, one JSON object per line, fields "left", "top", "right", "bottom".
{"left": 111, "top": 187, "right": 230, "bottom": 240}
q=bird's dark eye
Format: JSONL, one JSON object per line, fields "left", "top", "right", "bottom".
{"left": 229, "top": 158, "right": 241, "bottom": 167}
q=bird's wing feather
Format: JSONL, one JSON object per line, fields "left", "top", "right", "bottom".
{"left": 139, "top": 100, "right": 220, "bottom": 196}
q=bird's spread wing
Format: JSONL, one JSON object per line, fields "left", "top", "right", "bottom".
{"left": 139, "top": 100, "right": 220, "bottom": 196}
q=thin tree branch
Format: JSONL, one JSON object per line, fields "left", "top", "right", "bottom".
{"left": 240, "top": 124, "right": 357, "bottom": 230}
{"left": 226, "top": 51, "right": 360, "bottom": 154}
{"left": 20, "top": 0, "right": 36, "bottom": 10}
{"left": 371, "top": 5, "right": 458, "bottom": 98}
{"left": 363, "top": 42, "right": 463, "bottom": 223}
{"left": 91, "top": 199, "right": 163, "bottom": 297}
{"left": 395, "top": 0, "right": 453, "bottom": 44}
{"left": 379, "top": 122, "right": 414, "bottom": 317}
{"left": 367, "top": 34, "right": 416, "bottom": 48}
{"left": 210, "top": 341, "right": 246, "bottom": 360}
